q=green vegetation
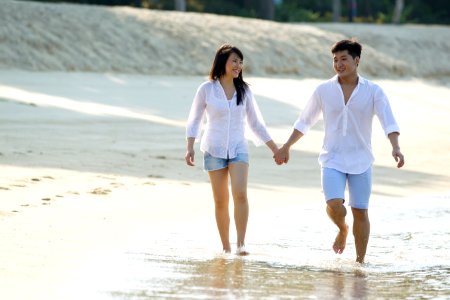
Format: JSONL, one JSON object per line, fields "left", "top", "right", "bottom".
{"left": 25, "top": 0, "right": 450, "bottom": 24}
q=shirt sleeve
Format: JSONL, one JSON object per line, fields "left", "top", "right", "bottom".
{"left": 185, "top": 83, "right": 207, "bottom": 141}
{"left": 293, "top": 89, "right": 322, "bottom": 135}
{"left": 373, "top": 85, "right": 400, "bottom": 136}
{"left": 245, "top": 89, "right": 272, "bottom": 146}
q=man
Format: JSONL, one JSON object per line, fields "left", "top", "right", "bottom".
{"left": 274, "top": 39, "right": 404, "bottom": 263}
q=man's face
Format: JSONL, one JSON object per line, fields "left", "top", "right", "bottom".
{"left": 333, "top": 50, "right": 359, "bottom": 77}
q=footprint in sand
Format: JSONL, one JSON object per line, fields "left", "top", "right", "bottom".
{"left": 41, "top": 198, "right": 51, "bottom": 205}
{"left": 97, "top": 175, "right": 116, "bottom": 180}
{"left": 90, "top": 188, "right": 111, "bottom": 195}
{"left": 147, "top": 174, "right": 164, "bottom": 179}
{"left": 110, "top": 182, "right": 124, "bottom": 188}
{"left": 143, "top": 181, "right": 156, "bottom": 186}
{"left": 31, "top": 176, "right": 54, "bottom": 182}
{"left": 10, "top": 184, "right": 26, "bottom": 188}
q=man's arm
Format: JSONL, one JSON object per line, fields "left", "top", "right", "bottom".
{"left": 388, "top": 132, "right": 404, "bottom": 168}
{"left": 273, "top": 129, "right": 304, "bottom": 165}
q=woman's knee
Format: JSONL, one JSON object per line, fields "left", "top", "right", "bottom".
{"left": 213, "top": 195, "right": 229, "bottom": 209}
{"left": 232, "top": 190, "right": 247, "bottom": 204}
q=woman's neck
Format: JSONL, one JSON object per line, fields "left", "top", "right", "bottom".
{"left": 219, "top": 75, "right": 234, "bottom": 87}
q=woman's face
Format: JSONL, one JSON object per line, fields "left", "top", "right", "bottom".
{"left": 225, "top": 52, "right": 243, "bottom": 78}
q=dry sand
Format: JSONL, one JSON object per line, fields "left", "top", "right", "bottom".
{"left": 0, "top": 1, "right": 450, "bottom": 299}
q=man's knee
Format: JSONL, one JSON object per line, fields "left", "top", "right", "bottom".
{"left": 327, "top": 198, "right": 346, "bottom": 215}
{"left": 327, "top": 198, "right": 345, "bottom": 209}
{"left": 351, "top": 207, "right": 369, "bottom": 221}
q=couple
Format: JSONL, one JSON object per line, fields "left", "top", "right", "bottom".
{"left": 185, "top": 41, "right": 404, "bottom": 263}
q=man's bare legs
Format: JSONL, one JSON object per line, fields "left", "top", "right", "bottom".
{"left": 228, "top": 163, "right": 249, "bottom": 252}
{"left": 326, "top": 199, "right": 349, "bottom": 254}
{"left": 208, "top": 168, "right": 231, "bottom": 253}
{"left": 351, "top": 208, "right": 370, "bottom": 263}
{"left": 326, "top": 199, "right": 370, "bottom": 262}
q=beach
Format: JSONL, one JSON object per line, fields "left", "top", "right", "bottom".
{"left": 1, "top": 1, "right": 450, "bottom": 299}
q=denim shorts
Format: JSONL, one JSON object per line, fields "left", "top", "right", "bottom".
{"left": 321, "top": 167, "right": 372, "bottom": 209}
{"left": 203, "top": 152, "right": 249, "bottom": 171}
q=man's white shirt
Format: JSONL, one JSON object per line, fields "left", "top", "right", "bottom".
{"left": 294, "top": 75, "right": 400, "bottom": 174}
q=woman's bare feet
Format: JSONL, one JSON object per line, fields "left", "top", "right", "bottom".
{"left": 236, "top": 244, "right": 249, "bottom": 256}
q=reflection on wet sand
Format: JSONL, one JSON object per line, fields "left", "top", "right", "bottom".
{"left": 196, "top": 257, "right": 245, "bottom": 298}
{"left": 112, "top": 255, "right": 370, "bottom": 299}
{"left": 92, "top": 250, "right": 449, "bottom": 299}
{"left": 189, "top": 257, "right": 371, "bottom": 299}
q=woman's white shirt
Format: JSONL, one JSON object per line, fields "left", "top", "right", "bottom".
{"left": 293, "top": 75, "right": 400, "bottom": 174}
{"left": 186, "top": 80, "right": 271, "bottom": 159}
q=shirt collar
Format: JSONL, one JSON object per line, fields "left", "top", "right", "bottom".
{"left": 332, "top": 74, "right": 366, "bottom": 85}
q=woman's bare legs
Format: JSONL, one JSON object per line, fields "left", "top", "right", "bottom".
{"left": 208, "top": 168, "right": 231, "bottom": 252}
{"left": 228, "top": 163, "right": 249, "bottom": 249}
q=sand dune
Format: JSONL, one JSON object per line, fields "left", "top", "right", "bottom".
{"left": 1, "top": 1, "right": 450, "bottom": 80}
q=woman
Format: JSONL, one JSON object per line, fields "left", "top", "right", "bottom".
{"left": 185, "top": 44, "right": 278, "bottom": 255}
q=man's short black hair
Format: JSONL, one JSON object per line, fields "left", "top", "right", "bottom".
{"left": 331, "top": 39, "right": 362, "bottom": 59}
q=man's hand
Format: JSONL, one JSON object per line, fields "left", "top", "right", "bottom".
{"left": 392, "top": 147, "right": 404, "bottom": 168}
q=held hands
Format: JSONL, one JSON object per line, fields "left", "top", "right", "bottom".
{"left": 273, "top": 145, "right": 290, "bottom": 165}
{"left": 392, "top": 147, "right": 405, "bottom": 168}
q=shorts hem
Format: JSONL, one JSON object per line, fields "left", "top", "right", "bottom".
{"left": 204, "top": 166, "right": 227, "bottom": 172}
{"left": 228, "top": 161, "right": 249, "bottom": 166}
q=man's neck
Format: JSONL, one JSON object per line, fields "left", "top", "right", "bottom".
{"left": 338, "top": 73, "right": 359, "bottom": 85}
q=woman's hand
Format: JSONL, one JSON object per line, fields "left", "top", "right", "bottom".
{"left": 185, "top": 149, "right": 195, "bottom": 166}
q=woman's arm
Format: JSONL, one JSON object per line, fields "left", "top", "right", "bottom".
{"left": 185, "top": 137, "right": 196, "bottom": 166}
{"left": 265, "top": 139, "right": 279, "bottom": 155}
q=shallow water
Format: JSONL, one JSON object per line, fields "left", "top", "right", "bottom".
{"left": 67, "top": 193, "right": 449, "bottom": 299}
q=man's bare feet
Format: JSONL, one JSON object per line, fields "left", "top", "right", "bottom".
{"left": 333, "top": 225, "right": 349, "bottom": 254}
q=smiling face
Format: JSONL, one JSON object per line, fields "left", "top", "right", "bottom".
{"left": 225, "top": 52, "right": 243, "bottom": 79}
{"left": 333, "top": 50, "right": 359, "bottom": 78}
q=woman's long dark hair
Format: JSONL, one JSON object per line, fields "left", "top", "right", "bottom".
{"left": 209, "top": 44, "right": 248, "bottom": 105}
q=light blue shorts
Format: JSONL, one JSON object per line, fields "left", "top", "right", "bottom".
{"left": 321, "top": 167, "right": 372, "bottom": 209}
{"left": 203, "top": 152, "right": 249, "bottom": 172}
